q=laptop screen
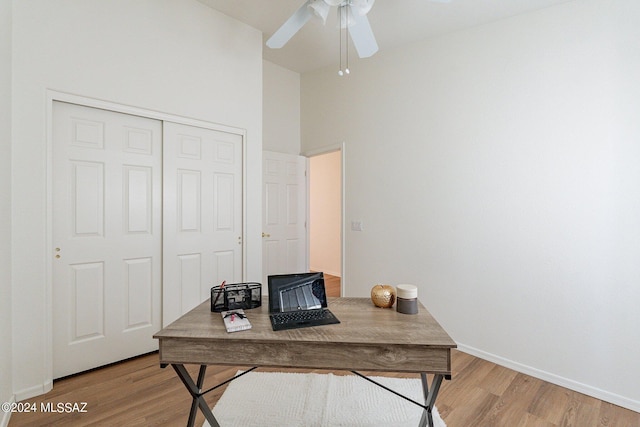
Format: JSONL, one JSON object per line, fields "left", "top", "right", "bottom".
{"left": 267, "top": 272, "right": 327, "bottom": 314}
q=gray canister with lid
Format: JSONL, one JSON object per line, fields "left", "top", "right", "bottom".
{"left": 396, "top": 284, "right": 418, "bottom": 314}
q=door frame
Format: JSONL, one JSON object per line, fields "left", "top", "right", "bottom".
{"left": 302, "top": 142, "right": 346, "bottom": 296}
{"left": 44, "top": 90, "right": 247, "bottom": 388}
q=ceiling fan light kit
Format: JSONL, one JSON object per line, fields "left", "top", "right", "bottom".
{"left": 266, "top": 0, "right": 379, "bottom": 76}
{"left": 309, "top": 0, "right": 331, "bottom": 24}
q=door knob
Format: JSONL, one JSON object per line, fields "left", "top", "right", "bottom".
{"left": 262, "top": 232, "right": 271, "bottom": 238}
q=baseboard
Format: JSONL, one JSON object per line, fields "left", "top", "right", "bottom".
{"left": 13, "top": 381, "right": 51, "bottom": 403}
{"left": 1, "top": 395, "right": 14, "bottom": 427}
{"left": 457, "top": 343, "right": 640, "bottom": 413}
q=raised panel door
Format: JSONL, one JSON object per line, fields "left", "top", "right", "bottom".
{"left": 52, "top": 101, "right": 162, "bottom": 378}
{"left": 163, "top": 122, "right": 243, "bottom": 326}
{"left": 262, "top": 151, "right": 308, "bottom": 285}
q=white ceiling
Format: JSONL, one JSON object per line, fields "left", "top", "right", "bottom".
{"left": 198, "top": 0, "right": 574, "bottom": 73}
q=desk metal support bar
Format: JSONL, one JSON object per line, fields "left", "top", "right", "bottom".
{"left": 199, "top": 366, "right": 257, "bottom": 396}
{"left": 351, "top": 371, "right": 447, "bottom": 427}
{"left": 350, "top": 370, "right": 428, "bottom": 410}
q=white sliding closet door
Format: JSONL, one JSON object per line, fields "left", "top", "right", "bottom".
{"left": 162, "top": 122, "right": 244, "bottom": 326}
{"left": 52, "top": 101, "right": 162, "bottom": 378}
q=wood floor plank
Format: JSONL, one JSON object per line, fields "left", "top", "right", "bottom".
{"left": 481, "top": 372, "right": 546, "bottom": 426}
{"left": 560, "top": 395, "right": 600, "bottom": 427}
{"left": 598, "top": 401, "right": 640, "bottom": 427}
{"left": 479, "top": 363, "right": 519, "bottom": 396}
{"left": 438, "top": 356, "right": 496, "bottom": 407}
{"left": 518, "top": 412, "right": 557, "bottom": 427}
{"left": 440, "top": 385, "right": 500, "bottom": 427}
{"left": 528, "top": 381, "right": 571, "bottom": 425}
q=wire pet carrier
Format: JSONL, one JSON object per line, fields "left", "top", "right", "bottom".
{"left": 211, "top": 282, "right": 262, "bottom": 312}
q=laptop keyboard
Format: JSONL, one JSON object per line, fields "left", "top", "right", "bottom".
{"left": 271, "top": 309, "right": 335, "bottom": 325}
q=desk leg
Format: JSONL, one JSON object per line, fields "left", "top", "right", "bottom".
{"left": 172, "top": 364, "right": 220, "bottom": 427}
{"left": 187, "top": 365, "right": 208, "bottom": 426}
{"left": 418, "top": 373, "right": 444, "bottom": 427}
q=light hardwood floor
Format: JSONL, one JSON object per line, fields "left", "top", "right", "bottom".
{"left": 9, "top": 275, "right": 639, "bottom": 426}
{"left": 324, "top": 272, "right": 341, "bottom": 297}
{"left": 8, "top": 350, "right": 639, "bottom": 427}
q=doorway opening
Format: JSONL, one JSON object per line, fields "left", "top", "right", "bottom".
{"left": 308, "top": 149, "right": 343, "bottom": 297}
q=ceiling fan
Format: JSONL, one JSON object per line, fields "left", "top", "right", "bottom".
{"left": 266, "top": 0, "right": 379, "bottom": 59}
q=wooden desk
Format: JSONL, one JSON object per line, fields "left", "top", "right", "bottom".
{"left": 154, "top": 297, "right": 456, "bottom": 427}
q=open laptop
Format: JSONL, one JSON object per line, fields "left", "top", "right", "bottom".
{"left": 267, "top": 272, "right": 340, "bottom": 331}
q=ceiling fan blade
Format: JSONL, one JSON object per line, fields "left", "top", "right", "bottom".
{"left": 347, "top": 7, "right": 378, "bottom": 58}
{"left": 266, "top": 0, "right": 314, "bottom": 49}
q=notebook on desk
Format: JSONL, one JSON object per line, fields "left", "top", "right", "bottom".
{"left": 267, "top": 272, "right": 340, "bottom": 331}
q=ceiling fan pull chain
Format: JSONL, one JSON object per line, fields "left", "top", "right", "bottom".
{"left": 338, "top": 5, "right": 343, "bottom": 75}
{"left": 345, "top": 4, "right": 350, "bottom": 75}
{"left": 338, "top": 3, "right": 350, "bottom": 76}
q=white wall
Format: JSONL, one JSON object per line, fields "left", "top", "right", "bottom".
{"left": 11, "top": 0, "right": 262, "bottom": 400}
{"left": 263, "top": 60, "right": 301, "bottom": 154}
{"left": 301, "top": 0, "right": 640, "bottom": 411}
{"left": 0, "top": 0, "right": 13, "bottom": 422}
{"left": 309, "top": 151, "right": 341, "bottom": 276}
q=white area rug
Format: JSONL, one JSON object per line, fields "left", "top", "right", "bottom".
{"left": 208, "top": 371, "right": 446, "bottom": 427}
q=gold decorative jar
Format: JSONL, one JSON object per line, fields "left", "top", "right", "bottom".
{"left": 370, "top": 284, "right": 396, "bottom": 308}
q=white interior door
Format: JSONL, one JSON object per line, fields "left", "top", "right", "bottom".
{"left": 163, "top": 122, "right": 244, "bottom": 326}
{"left": 262, "top": 151, "right": 308, "bottom": 285}
{"left": 52, "top": 101, "right": 162, "bottom": 378}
